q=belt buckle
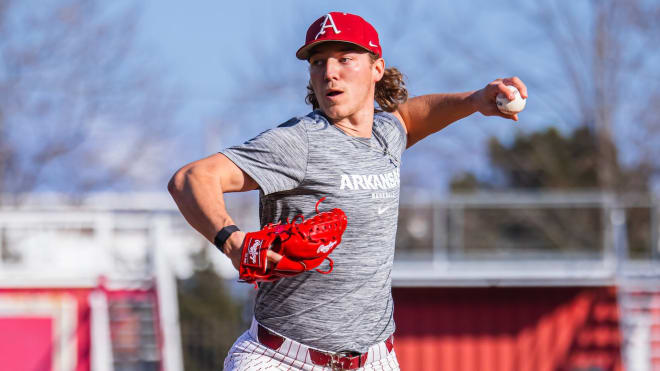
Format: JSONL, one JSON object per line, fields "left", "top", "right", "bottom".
{"left": 330, "top": 352, "right": 346, "bottom": 370}
{"left": 330, "top": 351, "right": 357, "bottom": 371}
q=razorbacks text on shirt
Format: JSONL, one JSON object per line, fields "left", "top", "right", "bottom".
{"left": 339, "top": 169, "right": 400, "bottom": 191}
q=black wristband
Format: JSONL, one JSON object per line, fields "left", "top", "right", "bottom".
{"left": 213, "top": 225, "right": 240, "bottom": 253}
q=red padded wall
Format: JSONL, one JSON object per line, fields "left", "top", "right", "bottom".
{"left": 392, "top": 286, "right": 622, "bottom": 371}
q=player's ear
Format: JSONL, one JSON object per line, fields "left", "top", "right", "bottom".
{"left": 372, "top": 57, "right": 385, "bottom": 82}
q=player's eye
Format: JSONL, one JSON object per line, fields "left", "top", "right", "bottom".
{"left": 339, "top": 57, "right": 351, "bottom": 63}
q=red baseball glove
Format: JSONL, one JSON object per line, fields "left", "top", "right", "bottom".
{"left": 239, "top": 197, "right": 347, "bottom": 285}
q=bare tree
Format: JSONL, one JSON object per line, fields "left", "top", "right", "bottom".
{"left": 523, "top": 1, "right": 659, "bottom": 190}
{"left": 0, "top": 0, "right": 181, "bottom": 202}
{"left": 441, "top": 0, "right": 660, "bottom": 191}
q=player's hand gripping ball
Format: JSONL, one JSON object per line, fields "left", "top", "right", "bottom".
{"left": 239, "top": 197, "right": 347, "bottom": 286}
{"left": 496, "top": 85, "right": 527, "bottom": 115}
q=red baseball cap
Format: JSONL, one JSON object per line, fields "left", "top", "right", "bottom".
{"left": 296, "top": 12, "right": 382, "bottom": 60}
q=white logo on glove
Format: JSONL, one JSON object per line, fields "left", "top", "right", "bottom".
{"left": 248, "top": 240, "right": 262, "bottom": 264}
{"left": 317, "top": 242, "right": 334, "bottom": 254}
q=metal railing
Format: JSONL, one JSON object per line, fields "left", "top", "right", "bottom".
{"left": 391, "top": 191, "right": 659, "bottom": 286}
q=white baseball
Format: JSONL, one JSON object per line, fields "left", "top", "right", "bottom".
{"left": 496, "top": 85, "right": 526, "bottom": 115}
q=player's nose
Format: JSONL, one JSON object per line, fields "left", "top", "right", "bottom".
{"left": 323, "top": 58, "right": 341, "bottom": 81}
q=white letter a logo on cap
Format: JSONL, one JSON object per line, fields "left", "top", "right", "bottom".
{"left": 315, "top": 13, "right": 341, "bottom": 40}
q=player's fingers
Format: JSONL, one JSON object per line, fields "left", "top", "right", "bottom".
{"left": 267, "top": 250, "right": 283, "bottom": 263}
{"left": 496, "top": 82, "right": 515, "bottom": 100}
{"left": 495, "top": 110, "right": 517, "bottom": 121}
{"left": 264, "top": 251, "right": 283, "bottom": 270}
{"left": 503, "top": 76, "right": 528, "bottom": 99}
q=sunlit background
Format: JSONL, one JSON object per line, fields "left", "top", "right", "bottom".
{"left": 1, "top": 0, "right": 659, "bottom": 370}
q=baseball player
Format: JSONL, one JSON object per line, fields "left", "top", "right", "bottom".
{"left": 169, "top": 12, "right": 527, "bottom": 371}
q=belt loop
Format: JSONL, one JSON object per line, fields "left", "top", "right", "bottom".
{"left": 385, "top": 334, "right": 394, "bottom": 353}
{"left": 257, "top": 324, "right": 285, "bottom": 351}
{"left": 359, "top": 352, "right": 367, "bottom": 367}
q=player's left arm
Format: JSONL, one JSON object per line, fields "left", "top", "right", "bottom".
{"left": 392, "top": 76, "right": 527, "bottom": 148}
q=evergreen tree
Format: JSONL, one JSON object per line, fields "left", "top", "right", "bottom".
{"left": 452, "top": 126, "right": 648, "bottom": 192}
{"left": 449, "top": 126, "right": 650, "bottom": 258}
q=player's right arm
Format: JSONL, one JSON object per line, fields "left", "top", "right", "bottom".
{"left": 168, "top": 153, "right": 257, "bottom": 270}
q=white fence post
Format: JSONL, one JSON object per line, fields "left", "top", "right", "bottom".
{"left": 151, "top": 215, "right": 184, "bottom": 371}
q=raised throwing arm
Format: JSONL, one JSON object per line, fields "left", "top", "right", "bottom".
{"left": 394, "top": 76, "right": 528, "bottom": 148}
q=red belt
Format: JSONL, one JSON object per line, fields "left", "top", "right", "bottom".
{"left": 257, "top": 324, "right": 393, "bottom": 370}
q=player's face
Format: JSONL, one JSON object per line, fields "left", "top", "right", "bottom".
{"left": 308, "top": 43, "right": 384, "bottom": 123}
